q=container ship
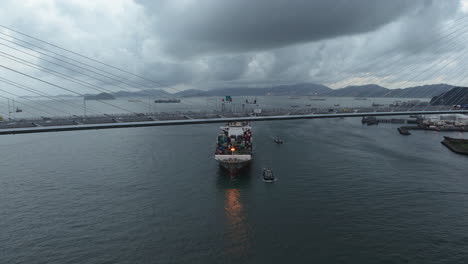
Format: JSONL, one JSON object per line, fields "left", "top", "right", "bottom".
{"left": 154, "top": 99, "right": 181, "bottom": 103}
{"left": 214, "top": 122, "right": 253, "bottom": 173}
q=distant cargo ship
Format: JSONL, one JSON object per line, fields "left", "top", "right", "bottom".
{"left": 154, "top": 99, "right": 181, "bottom": 103}
{"left": 215, "top": 122, "right": 253, "bottom": 173}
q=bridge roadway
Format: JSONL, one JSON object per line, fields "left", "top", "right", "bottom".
{"left": 0, "top": 105, "right": 467, "bottom": 135}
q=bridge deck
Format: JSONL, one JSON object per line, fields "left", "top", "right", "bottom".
{"left": 0, "top": 106, "right": 466, "bottom": 135}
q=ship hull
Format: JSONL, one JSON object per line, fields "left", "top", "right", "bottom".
{"left": 215, "top": 154, "right": 252, "bottom": 174}
{"left": 218, "top": 159, "right": 251, "bottom": 173}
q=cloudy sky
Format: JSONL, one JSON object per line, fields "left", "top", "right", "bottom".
{"left": 1, "top": 0, "right": 468, "bottom": 95}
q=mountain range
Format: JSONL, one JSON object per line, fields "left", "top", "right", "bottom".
{"left": 88, "top": 83, "right": 456, "bottom": 99}
{"left": 173, "top": 83, "right": 454, "bottom": 98}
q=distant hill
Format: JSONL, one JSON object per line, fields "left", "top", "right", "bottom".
{"left": 326, "top": 84, "right": 453, "bottom": 98}
{"left": 174, "top": 89, "right": 208, "bottom": 97}
{"left": 326, "top": 84, "right": 388, "bottom": 97}
{"left": 430, "top": 86, "right": 468, "bottom": 105}
{"left": 84, "top": 92, "right": 115, "bottom": 100}
{"left": 174, "top": 83, "right": 453, "bottom": 98}
{"left": 174, "top": 83, "right": 331, "bottom": 97}
{"left": 382, "top": 84, "right": 454, "bottom": 98}
{"left": 265, "top": 83, "right": 332, "bottom": 96}
{"left": 113, "top": 89, "right": 171, "bottom": 97}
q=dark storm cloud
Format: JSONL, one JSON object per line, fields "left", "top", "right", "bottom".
{"left": 131, "top": 0, "right": 466, "bottom": 90}
{"left": 0, "top": 0, "right": 466, "bottom": 96}
{"left": 143, "top": 0, "right": 434, "bottom": 57}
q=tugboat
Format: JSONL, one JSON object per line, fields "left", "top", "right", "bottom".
{"left": 262, "top": 168, "right": 275, "bottom": 182}
{"left": 397, "top": 127, "right": 411, "bottom": 135}
{"left": 273, "top": 138, "right": 283, "bottom": 144}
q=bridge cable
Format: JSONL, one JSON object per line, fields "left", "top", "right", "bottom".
{"left": 0, "top": 76, "right": 103, "bottom": 116}
{"left": 0, "top": 64, "right": 137, "bottom": 114}
{"left": 0, "top": 28, "right": 202, "bottom": 107}
{"left": 319, "top": 14, "right": 468, "bottom": 87}
{"left": 338, "top": 19, "right": 468, "bottom": 93}
{"left": 0, "top": 92, "right": 57, "bottom": 117}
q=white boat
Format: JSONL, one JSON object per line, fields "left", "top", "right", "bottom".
{"left": 214, "top": 122, "right": 253, "bottom": 173}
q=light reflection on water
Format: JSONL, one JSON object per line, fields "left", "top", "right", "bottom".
{"left": 224, "top": 188, "right": 249, "bottom": 257}
{"left": 217, "top": 165, "right": 253, "bottom": 259}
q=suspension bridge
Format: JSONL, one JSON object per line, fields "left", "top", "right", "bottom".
{"left": 1, "top": 22, "right": 468, "bottom": 135}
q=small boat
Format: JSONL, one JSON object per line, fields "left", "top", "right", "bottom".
{"left": 308, "top": 98, "right": 326, "bottom": 101}
{"left": 367, "top": 119, "right": 378, "bottom": 126}
{"left": 262, "top": 168, "right": 276, "bottom": 182}
{"left": 334, "top": 104, "right": 340, "bottom": 106}
{"left": 245, "top": 98, "right": 258, "bottom": 104}
{"left": 362, "top": 116, "right": 378, "bottom": 125}
{"left": 397, "top": 127, "right": 411, "bottom": 135}
{"left": 273, "top": 138, "right": 283, "bottom": 144}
